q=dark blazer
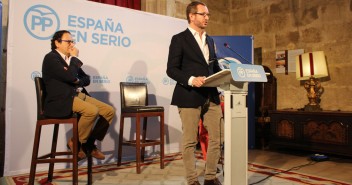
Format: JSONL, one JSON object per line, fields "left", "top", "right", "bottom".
{"left": 166, "top": 29, "right": 221, "bottom": 108}
{"left": 42, "top": 50, "right": 90, "bottom": 118}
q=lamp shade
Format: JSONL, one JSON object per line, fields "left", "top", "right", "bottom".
{"left": 296, "top": 51, "right": 328, "bottom": 80}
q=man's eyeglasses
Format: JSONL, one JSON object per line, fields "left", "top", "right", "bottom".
{"left": 60, "top": 39, "right": 76, "bottom": 44}
{"left": 194, "top": 12, "right": 211, "bottom": 18}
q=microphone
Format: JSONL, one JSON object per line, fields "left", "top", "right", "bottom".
{"left": 223, "top": 43, "right": 251, "bottom": 63}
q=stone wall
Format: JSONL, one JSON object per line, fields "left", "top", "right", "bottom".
{"left": 143, "top": 0, "right": 352, "bottom": 111}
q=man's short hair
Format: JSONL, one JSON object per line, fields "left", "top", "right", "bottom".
{"left": 51, "top": 30, "right": 71, "bottom": 50}
{"left": 186, "top": 1, "right": 207, "bottom": 23}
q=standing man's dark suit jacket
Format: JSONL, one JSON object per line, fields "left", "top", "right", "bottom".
{"left": 42, "top": 50, "right": 90, "bottom": 118}
{"left": 166, "top": 29, "right": 221, "bottom": 108}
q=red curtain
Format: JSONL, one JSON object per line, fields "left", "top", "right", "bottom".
{"left": 90, "top": 0, "right": 141, "bottom": 10}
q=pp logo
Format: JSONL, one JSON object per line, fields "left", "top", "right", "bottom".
{"left": 126, "top": 76, "right": 134, "bottom": 82}
{"left": 24, "top": 4, "right": 60, "bottom": 40}
{"left": 162, "top": 77, "right": 169, "bottom": 85}
{"left": 236, "top": 67, "right": 246, "bottom": 78}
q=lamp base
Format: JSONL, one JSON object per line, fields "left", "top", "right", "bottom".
{"left": 304, "top": 104, "right": 322, "bottom": 112}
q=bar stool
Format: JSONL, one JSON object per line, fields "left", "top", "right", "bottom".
{"left": 117, "top": 82, "right": 164, "bottom": 174}
{"left": 29, "top": 77, "right": 92, "bottom": 185}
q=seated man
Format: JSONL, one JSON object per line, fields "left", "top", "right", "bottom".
{"left": 42, "top": 30, "right": 115, "bottom": 160}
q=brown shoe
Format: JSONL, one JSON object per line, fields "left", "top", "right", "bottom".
{"left": 90, "top": 145, "right": 105, "bottom": 160}
{"left": 67, "top": 138, "right": 86, "bottom": 160}
{"left": 203, "top": 177, "right": 221, "bottom": 185}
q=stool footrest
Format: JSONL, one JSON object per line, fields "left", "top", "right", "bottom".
{"left": 122, "top": 140, "right": 161, "bottom": 147}
{"left": 38, "top": 151, "right": 72, "bottom": 159}
{"left": 35, "top": 158, "right": 75, "bottom": 163}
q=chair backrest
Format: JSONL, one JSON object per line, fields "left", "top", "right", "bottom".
{"left": 120, "top": 82, "right": 148, "bottom": 108}
{"left": 34, "top": 77, "right": 46, "bottom": 119}
{"left": 254, "top": 65, "right": 277, "bottom": 117}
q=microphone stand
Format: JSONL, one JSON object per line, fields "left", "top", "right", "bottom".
{"left": 224, "top": 44, "right": 251, "bottom": 63}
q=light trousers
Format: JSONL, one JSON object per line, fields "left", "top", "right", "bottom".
{"left": 178, "top": 102, "right": 224, "bottom": 184}
{"left": 72, "top": 92, "right": 115, "bottom": 143}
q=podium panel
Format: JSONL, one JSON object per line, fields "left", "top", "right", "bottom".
{"left": 204, "top": 63, "right": 267, "bottom": 185}
{"left": 224, "top": 92, "right": 248, "bottom": 185}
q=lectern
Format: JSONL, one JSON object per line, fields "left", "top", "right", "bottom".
{"left": 204, "top": 63, "right": 267, "bottom": 185}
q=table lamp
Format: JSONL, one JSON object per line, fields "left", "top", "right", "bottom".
{"left": 296, "top": 51, "right": 328, "bottom": 111}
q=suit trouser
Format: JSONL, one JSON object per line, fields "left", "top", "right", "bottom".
{"left": 178, "top": 102, "right": 223, "bottom": 184}
{"left": 72, "top": 92, "right": 115, "bottom": 143}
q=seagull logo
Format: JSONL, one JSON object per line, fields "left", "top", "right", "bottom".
{"left": 236, "top": 67, "right": 246, "bottom": 78}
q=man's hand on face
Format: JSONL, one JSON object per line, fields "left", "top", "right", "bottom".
{"left": 69, "top": 47, "right": 79, "bottom": 57}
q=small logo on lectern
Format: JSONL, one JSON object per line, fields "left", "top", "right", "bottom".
{"left": 236, "top": 67, "right": 246, "bottom": 78}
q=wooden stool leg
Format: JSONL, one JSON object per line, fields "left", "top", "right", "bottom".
{"left": 29, "top": 123, "right": 42, "bottom": 185}
{"left": 48, "top": 124, "right": 59, "bottom": 182}
{"left": 136, "top": 115, "right": 141, "bottom": 174}
{"left": 72, "top": 120, "right": 79, "bottom": 185}
{"left": 160, "top": 113, "right": 165, "bottom": 169}
{"left": 117, "top": 115, "right": 125, "bottom": 166}
{"left": 141, "top": 117, "right": 147, "bottom": 162}
{"left": 87, "top": 155, "right": 93, "bottom": 185}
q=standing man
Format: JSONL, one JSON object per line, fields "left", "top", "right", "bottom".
{"left": 166, "top": 2, "right": 223, "bottom": 185}
{"left": 42, "top": 30, "right": 115, "bottom": 160}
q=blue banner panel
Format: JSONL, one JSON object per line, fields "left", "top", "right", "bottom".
{"left": 212, "top": 35, "right": 253, "bottom": 64}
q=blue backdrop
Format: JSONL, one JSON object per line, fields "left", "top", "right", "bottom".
{"left": 212, "top": 35, "right": 256, "bottom": 149}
